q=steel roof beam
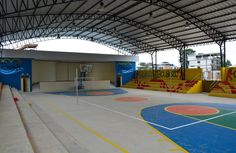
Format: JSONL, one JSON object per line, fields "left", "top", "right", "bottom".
{"left": 1, "top": 26, "right": 157, "bottom": 53}
{"left": 134, "top": 0, "right": 225, "bottom": 45}
{"left": 57, "top": 1, "right": 184, "bottom": 50}
{"left": 1, "top": 29, "right": 133, "bottom": 54}
{"left": 71, "top": 0, "right": 126, "bottom": 37}
{"left": 151, "top": 4, "right": 236, "bottom": 37}
{"left": 0, "top": 13, "right": 183, "bottom": 50}
{"left": 99, "top": 0, "right": 230, "bottom": 44}
{"left": 76, "top": 1, "right": 141, "bottom": 37}
{"left": 0, "top": 0, "right": 81, "bottom": 17}
{"left": 43, "top": 1, "right": 104, "bottom": 38}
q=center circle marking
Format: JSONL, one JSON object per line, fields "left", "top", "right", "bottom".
{"left": 86, "top": 91, "right": 114, "bottom": 95}
{"left": 165, "top": 105, "right": 219, "bottom": 116}
{"left": 115, "top": 96, "right": 148, "bottom": 102}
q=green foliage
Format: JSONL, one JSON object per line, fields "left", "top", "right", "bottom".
{"left": 179, "top": 48, "right": 196, "bottom": 68}
{"left": 185, "top": 48, "right": 196, "bottom": 55}
{"left": 225, "top": 59, "right": 232, "bottom": 67}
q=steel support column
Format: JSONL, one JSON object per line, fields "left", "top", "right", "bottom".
{"left": 150, "top": 52, "right": 155, "bottom": 79}
{"left": 0, "top": 37, "right": 3, "bottom": 58}
{"left": 179, "top": 45, "right": 186, "bottom": 80}
{"left": 219, "top": 38, "right": 226, "bottom": 67}
{"left": 155, "top": 51, "right": 157, "bottom": 71}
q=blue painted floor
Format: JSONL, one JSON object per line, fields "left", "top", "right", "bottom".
{"left": 47, "top": 88, "right": 128, "bottom": 96}
{"left": 141, "top": 103, "right": 236, "bottom": 153}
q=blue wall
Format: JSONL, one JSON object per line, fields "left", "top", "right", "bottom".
{"left": 0, "top": 58, "right": 32, "bottom": 91}
{"left": 115, "top": 62, "right": 136, "bottom": 86}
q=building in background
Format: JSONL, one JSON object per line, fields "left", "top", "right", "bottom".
{"left": 137, "top": 62, "right": 176, "bottom": 70}
{"left": 188, "top": 52, "right": 221, "bottom": 80}
{"left": 157, "top": 62, "right": 177, "bottom": 70}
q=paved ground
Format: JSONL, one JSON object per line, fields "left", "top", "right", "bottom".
{"left": 22, "top": 88, "right": 236, "bottom": 153}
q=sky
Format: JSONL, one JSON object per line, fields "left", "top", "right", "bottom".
{"left": 136, "top": 41, "right": 236, "bottom": 66}
{"left": 36, "top": 39, "right": 236, "bottom": 66}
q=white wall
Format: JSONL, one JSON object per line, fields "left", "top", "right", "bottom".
{"left": 32, "top": 61, "right": 56, "bottom": 83}
{"left": 68, "top": 63, "right": 80, "bottom": 80}
{"left": 56, "top": 62, "right": 68, "bottom": 81}
{"left": 32, "top": 60, "right": 115, "bottom": 83}
{"left": 39, "top": 80, "right": 112, "bottom": 92}
{"left": 88, "top": 63, "right": 115, "bottom": 83}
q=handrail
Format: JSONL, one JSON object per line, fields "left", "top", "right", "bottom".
{"left": 190, "top": 73, "right": 201, "bottom": 81}
{"left": 185, "top": 73, "right": 201, "bottom": 88}
{"left": 209, "top": 80, "right": 219, "bottom": 90}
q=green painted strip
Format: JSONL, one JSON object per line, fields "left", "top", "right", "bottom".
{"left": 186, "top": 109, "right": 236, "bottom": 130}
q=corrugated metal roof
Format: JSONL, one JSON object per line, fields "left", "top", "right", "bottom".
{"left": 0, "top": 0, "right": 236, "bottom": 54}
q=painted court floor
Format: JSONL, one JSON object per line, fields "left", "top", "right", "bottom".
{"left": 24, "top": 88, "right": 236, "bottom": 153}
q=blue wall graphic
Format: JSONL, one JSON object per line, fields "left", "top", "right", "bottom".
{"left": 115, "top": 62, "right": 136, "bottom": 86}
{"left": 0, "top": 58, "right": 32, "bottom": 90}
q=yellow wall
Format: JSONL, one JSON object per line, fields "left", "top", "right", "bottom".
{"left": 221, "top": 67, "right": 236, "bottom": 81}
{"left": 185, "top": 68, "right": 202, "bottom": 80}
{"left": 136, "top": 69, "right": 181, "bottom": 80}
{"left": 187, "top": 80, "right": 202, "bottom": 93}
{"left": 136, "top": 68, "right": 202, "bottom": 80}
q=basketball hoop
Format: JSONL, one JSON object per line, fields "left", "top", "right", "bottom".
{"left": 80, "top": 64, "right": 93, "bottom": 74}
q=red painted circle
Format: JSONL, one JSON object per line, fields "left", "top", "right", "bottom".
{"left": 165, "top": 105, "right": 219, "bottom": 116}
{"left": 115, "top": 96, "right": 147, "bottom": 102}
{"left": 86, "top": 91, "right": 113, "bottom": 95}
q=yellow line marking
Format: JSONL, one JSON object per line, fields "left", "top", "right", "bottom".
{"left": 158, "top": 139, "right": 167, "bottom": 142}
{"left": 46, "top": 103, "right": 129, "bottom": 153}
{"left": 169, "top": 148, "right": 183, "bottom": 152}
{"left": 148, "top": 131, "right": 157, "bottom": 134}
{"left": 138, "top": 112, "right": 189, "bottom": 153}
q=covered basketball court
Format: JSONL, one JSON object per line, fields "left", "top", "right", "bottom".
{"left": 1, "top": 0, "right": 236, "bottom": 153}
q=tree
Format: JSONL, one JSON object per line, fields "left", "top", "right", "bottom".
{"left": 179, "top": 48, "right": 196, "bottom": 68}
{"left": 225, "top": 59, "right": 232, "bottom": 67}
{"left": 185, "top": 48, "right": 196, "bottom": 55}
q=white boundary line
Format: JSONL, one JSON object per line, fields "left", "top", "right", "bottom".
{"left": 170, "top": 111, "right": 236, "bottom": 130}
{"left": 76, "top": 99, "right": 236, "bottom": 131}
{"left": 78, "top": 99, "right": 172, "bottom": 130}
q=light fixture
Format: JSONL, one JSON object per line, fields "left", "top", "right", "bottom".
{"left": 185, "top": 21, "right": 190, "bottom": 29}
{"left": 113, "top": 27, "right": 117, "bottom": 35}
{"left": 148, "top": 0, "right": 153, "bottom": 21}
{"left": 148, "top": 12, "right": 154, "bottom": 21}
{"left": 57, "top": 34, "right": 60, "bottom": 39}
{"left": 145, "top": 32, "right": 151, "bottom": 38}
{"left": 98, "top": 1, "right": 105, "bottom": 12}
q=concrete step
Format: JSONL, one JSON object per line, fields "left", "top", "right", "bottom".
{"left": 0, "top": 86, "right": 34, "bottom": 153}
{"left": 12, "top": 89, "right": 88, "bottom": 153}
